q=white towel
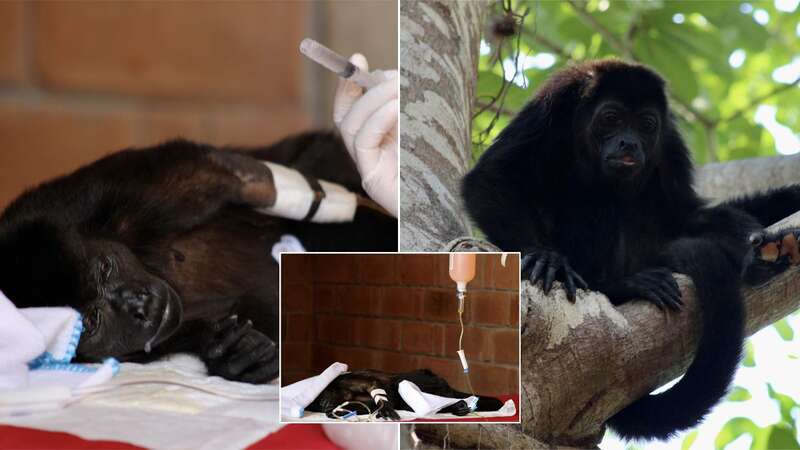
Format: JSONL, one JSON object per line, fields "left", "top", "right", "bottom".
{"left": 397, "top": 379, "right": 478, "bottom": 417}
{"left": 0, "top": 289, "right": 118, "bottom": 416}
{"left": 280, "top": 362, "right": 348, "bottom": 418}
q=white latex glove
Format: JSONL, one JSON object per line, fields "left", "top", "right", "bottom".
{"left": 333, "top": 53, "right": 398, "bottom": 218}
{"left": 322, "top": 423, "right": 398, "bottom": 450}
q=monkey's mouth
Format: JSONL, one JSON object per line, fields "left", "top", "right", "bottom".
{"left": 144, "top": 287, "right": 183, "bottom": 353}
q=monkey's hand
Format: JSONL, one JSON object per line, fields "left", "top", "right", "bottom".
{"left": 375, "top": 402, "right": 401, "bottom": 421}
{"left": 201, "top": 315, "right": 278, "bottom": 383}
{"left": 522, "top": 249, "right": 587, "bottom": 301}
{"left": 441, "top": 400, "right": 472, "bottom": 416}
{"left": 603, "top": 268, "right": 682, "bottom": 311}
{"left": 744, "top": 228, "right": 800, "bottom": 286}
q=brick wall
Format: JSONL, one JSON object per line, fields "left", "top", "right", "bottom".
{"left": 281, "top": 253, "right": 520, "bottom": 397}
{"left": 0, "top": 1, "right": 397, "bottom": 209}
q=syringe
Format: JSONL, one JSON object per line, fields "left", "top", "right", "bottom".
{"left": 299, "top": 38, "right": 386, "bottom": 89}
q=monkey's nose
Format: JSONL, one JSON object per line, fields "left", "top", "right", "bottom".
{"left": 113, "top": 288, "right": 151, "bottom": 322}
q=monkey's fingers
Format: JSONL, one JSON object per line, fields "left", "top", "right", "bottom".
{"left": 529, "top": 256, "right": 547, "bottom": 285}
{"left": 208, "top": 319, "right": 252, "bottom": 359}
{"left": 572, "top": 270, "right": 589, "bottom": 290}
{"left": 542, "top": 263, "right": 558, "bottom": 294}
{"left": 564, "top": 270, "right": 577, "bottom": 302}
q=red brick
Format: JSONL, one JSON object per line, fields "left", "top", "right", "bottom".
{"left": 492, "top": 329, "right": 520, "bottom": 364}
{"left": 374, "top": 351, "right": 419, "bottom": 374}
{"left": 281, "top": 342, "right": 311, "bottom": 370}
{"left": 33, "top": 3, "right": 307, "bottom": 102}
{"left": 357, "top": 254, "right": 396, "bottom": 284}
{"left": 281, "top": 284, "right": 312, "bottom": 313}
{"left": 313, "top": 254, "right": 357, "bottom": 283}
{"left": 0, "top": 102, "right": 136, "bottom": 209}
{"left": 313, "top": 344, "right": 338, "bottom": 372}
{"left": 507, "top": 368, "right": 520, "bottom": 395}
{"left": 470, "top": 290, "right": 513, "bottom": 326}
{"left": 469, "top": 363, "right": 515, "bottom": 396}
{"left": 353, "top": 318, "right": 401, "bottom": 351}
{"left": 433, "top": 254, "right": 452, "bottom": 287}
{"left": 488, "top": 253, "right": 520, "bottom": 290}
{"left": 315, "top": 314, "right": 351, "bottom": 344}
{"left": 399, "top": 254, "right": 437, "bottom": 285}
{"left": 284, "top": 313, "right": 313, "bottom": 343}
{"left": 381, "top": 287, "right": 422, "bottom": 318}
{"left": 509, "top": 292, "right": 520, "bottom": 326}
{"left": 282, "top": 370, "right": 315, "bottom": 386}
{"left": 281, "top": 254, "right": 311, "bottom": 284}
{"left": 444, "top": 325, "right": 493, "bottom": 363}
{"left": 417, "top": 356, "right": 468, "bottom": 392}
{"left": 401, "top": 322, "right": 444, "bottom": 355}
{"left": 339, "top": 286, "right": 381, "bottom": 316}
{"left": 333, "top": 346, "right": 376, "bottom": 370}
{"left": 0, "top": 2, "right": 25, "bottom": 83}
{"left": 208, "top": 107, "right": 310, "bottom": 148}
{"left": 420, "top": 289, "right": 462, "bottom": 323}
{"left": 137, "top": 107, "right": 214, "bottom": 146}
{"left": 314, "top": 285, "right": 338, "bottom": 312}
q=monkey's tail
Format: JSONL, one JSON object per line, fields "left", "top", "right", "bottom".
{"left": 607, "top": 264, "right": 745, "bottom": 441}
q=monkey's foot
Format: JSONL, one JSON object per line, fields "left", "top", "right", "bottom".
{"left": 606, "top": 268, "right": 682, "bottom": 312}
{"left": 522, "top": 249, "right": 587, "bottom": 302}
{"left": 745, "top": 228, "right": 800, "bottom": 286}
{"left": 201, "top": 315, "right": 278, "bottom": 383}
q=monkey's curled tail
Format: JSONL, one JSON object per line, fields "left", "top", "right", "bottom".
{"left": 607, "top": 262, "right": 745, "bottom": 441}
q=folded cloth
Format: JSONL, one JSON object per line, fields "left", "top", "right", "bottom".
{"left": 0, "top": 290, "right": 118, "bottom": 415}
{"left": 280, "top": 362, "right": 348, "bottom": 418}
{"left": 397, "top": 379, "right": 478, "bottom": 417}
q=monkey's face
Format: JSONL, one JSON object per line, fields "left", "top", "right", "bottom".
{"left": 75, "top": 238, "right": 183, "bottom": 360}
{"left": 583, "top": 99, "right": 662, "bottom": 181}
{"left": 0, "top": 221, "right": 182, "bottom": 360}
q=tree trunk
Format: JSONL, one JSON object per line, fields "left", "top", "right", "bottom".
{"left": 399, "top": 0, "right": 489, "bottom": 251}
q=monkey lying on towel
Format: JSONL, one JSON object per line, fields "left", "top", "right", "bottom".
{"left": 305, "top": 369, "right": 504, "bottom": 420}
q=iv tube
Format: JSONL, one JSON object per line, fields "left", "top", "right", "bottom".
{"left": 449, "top": 253, "right": 478, "bottom": 405}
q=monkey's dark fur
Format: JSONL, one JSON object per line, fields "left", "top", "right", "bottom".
{"left": 463, "top": 60, "right": 800, "bottom": 440}
{"left": 0, "top": 131, "right": 396, "bottom": 384}
{"left": 306, "top": 369, "right": 504, "bottom": 420}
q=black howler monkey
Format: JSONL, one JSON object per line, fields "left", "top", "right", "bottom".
{"left": 463, "top": 60, "right": 800, "bottom": 440}
{"left": 0, "top": 131, "right": 396, "bottom": 384}
{"left": 306, "top": 369, "right": 504, "bottom": 420}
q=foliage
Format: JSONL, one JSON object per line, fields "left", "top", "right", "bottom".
{"left": 473, "top": 0, "right": 799, "bottom": 165}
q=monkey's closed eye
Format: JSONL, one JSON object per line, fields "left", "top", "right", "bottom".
{"left": 601, "top": 111, "right": 621, "bottom": 126}
{"left": 98, "top": 256, "right": 115, "bottom": 282}
{"left": 640, "top": 115, "right": 658, "bottom": 132}
{"left": 84, "top": 307, "right": 101, "bottom": 337}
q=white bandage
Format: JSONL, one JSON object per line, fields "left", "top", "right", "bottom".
{"left": 256, "top": 162, "right": 357, "bottom": 223}
{"left": 370, "top": 388, "right": 388, "bottom": 402}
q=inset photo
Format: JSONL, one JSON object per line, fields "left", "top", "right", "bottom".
{"left": 280, "top": 252, "right": 521, "bottom": 423}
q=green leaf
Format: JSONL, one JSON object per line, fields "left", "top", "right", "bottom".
{"left": 682, "top": 430, "right": 699, "bottom": 450}
{"left": 742, "top": 340, "right": 756, "bottom": 367}
{"left": 715, "top": 417, "right": 758, "bottom": 449}
{"left": 767, "top": 383, "right": 799, "bottom": 424}
{"left": 774, "top": 318, "right": 795, "bottom": 341}
{"left": 766, "top": 424, "right": 800, "bottom": 450}
{"left": 727, "top": 386, "right": 752, "bottom": 402}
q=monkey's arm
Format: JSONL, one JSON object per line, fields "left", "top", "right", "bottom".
{"left": 462, "top": 159, "right": 586, "bottom": 300}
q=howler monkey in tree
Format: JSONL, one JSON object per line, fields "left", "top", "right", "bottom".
{"left": 0, "top": 131, "right": 396, "bottom": 384}
{"left": 462, "top": 60, "right": 800, "bottom": 440}
{"left": 306, "top": 369, "right": 504, "bottom": 420}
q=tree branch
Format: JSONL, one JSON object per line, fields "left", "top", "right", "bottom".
{"left": 412, "top": 159, "right": 800, "bottom": 448}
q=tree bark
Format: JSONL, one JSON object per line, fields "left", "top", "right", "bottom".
{"left": 399, "top": 0, "right": 489, "bottom": 251}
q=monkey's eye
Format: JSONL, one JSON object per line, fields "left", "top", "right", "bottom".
{"left": 640, "top": 115, "right": 658, "bottom": 132}
{"left": 98, "top": 256, "right": 115, "bottom": 282}
{"left": 83, "top": 307, "right": 101, "bottom": 337}
{"left": 601, "top": 111, "right": 621, "bottom": 126}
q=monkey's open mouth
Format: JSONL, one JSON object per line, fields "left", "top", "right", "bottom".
{"left": 144, "top": 288, "right": 183, "bottom": 353}
{"left": 607, "top": 155, "right": 640, "bottom": 169}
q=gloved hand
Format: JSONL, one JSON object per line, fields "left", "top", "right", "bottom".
{"left": 333, "top": 54, "right": 398, "bottom": 217}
